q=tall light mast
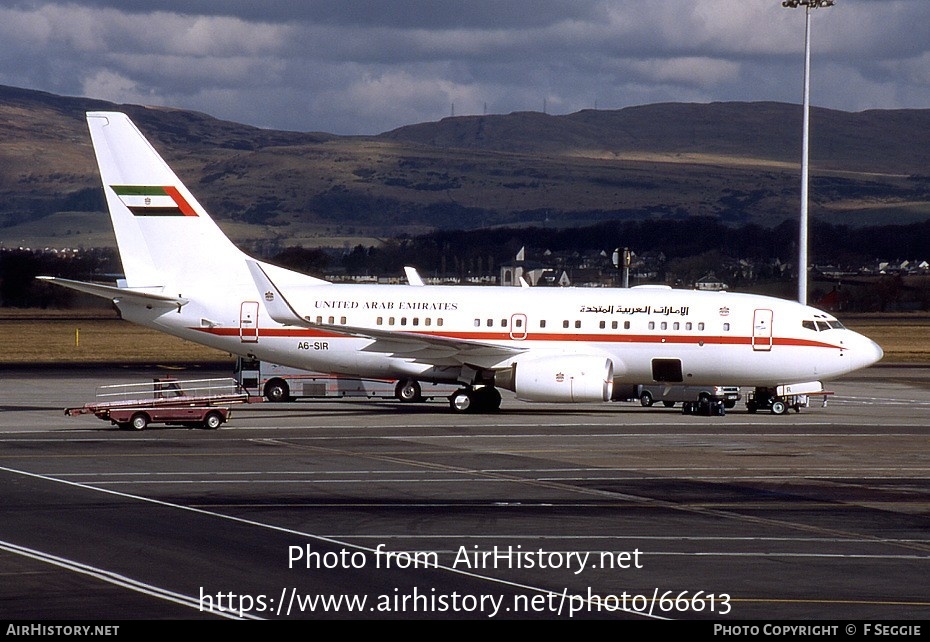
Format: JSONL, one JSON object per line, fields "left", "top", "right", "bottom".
{"left": 782, "top": 0, "right": 834, "bottom": 305}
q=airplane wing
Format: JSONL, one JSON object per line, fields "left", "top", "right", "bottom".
{"left": 247, "top": 261, "right": 525, "bottom": 362}
{"left": 37, "top": 276, "right": 188, "bottom": 308}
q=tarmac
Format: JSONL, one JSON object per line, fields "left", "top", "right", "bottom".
{"left": 1, "top": 363, "right": 929, "bottom": 620}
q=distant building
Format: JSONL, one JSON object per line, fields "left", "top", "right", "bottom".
{"left": 694, "top": 272, "right": 728, "bottom": 291}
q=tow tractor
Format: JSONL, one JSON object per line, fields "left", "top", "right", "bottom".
{"left": 746, "top": 381, "right": 833, "bottom": 415}
{"left": 65, "top": 377, "right": 260, "bottom": 430}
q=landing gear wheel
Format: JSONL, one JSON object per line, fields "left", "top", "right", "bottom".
{"left": 450, "top": 390, "right": 473, "bottom": 413}
{"left": 771, "top": 400, "right": 787, "bottom": 415}
{"left": 395, "top": 379, "right": 423, "bottom": 403}
{"left": 474, "top": 386, "right": 502, "bottom": 412}
{"left": 202, "top": 411, "right": 223, "bottom": 429}
{"left": 449, "top": 387, "right": 501, "bottom": 413}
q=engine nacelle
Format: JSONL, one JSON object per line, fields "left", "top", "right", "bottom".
{"left": 506, "top": 355, "right": 614, "bottom": 403}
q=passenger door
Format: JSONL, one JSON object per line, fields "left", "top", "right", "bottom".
{"left": 240, "top": 301, "right": 259, "bottom": 343}
{"left": 752, "top": 309, "right": 773, "bottom": 351}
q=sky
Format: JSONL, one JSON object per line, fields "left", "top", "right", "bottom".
{"left": 1, "top": 0, "right": 928, "bottom": 135}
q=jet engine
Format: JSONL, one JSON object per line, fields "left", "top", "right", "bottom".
{"left": 498, "top": 355, "right": 614, "bottom": 402}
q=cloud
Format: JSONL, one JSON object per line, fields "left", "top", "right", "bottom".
{"left": 0, "top": 0, "right": 928, "bottom": 134}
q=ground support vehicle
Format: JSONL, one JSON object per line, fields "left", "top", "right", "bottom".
{"left": 65, "top": 377, "right": 257, "bottom": 430}
{"left": 235, "top": 359, "right": 458, "bottom": 403}
{"left": 635, "top": 384, "right": 741, "bottom": 415}
{"left": 746, "top": 381, "right": 832, "bottom": 415}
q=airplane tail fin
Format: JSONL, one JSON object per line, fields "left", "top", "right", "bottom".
{"left": 86, "top": 112, "right": 250, "bottom": 291}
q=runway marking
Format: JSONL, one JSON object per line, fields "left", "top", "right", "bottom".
{"left": 0, "top": 540, "right": 258, "bottom": 620}
{"left": 203, "top": 438, "right": 930, "bottom": 559}
{"left": 0, "top": 465, "right": 666, "bottom": 620}
{"left": 45, "top": 467, "right": 930, "bottom": 477}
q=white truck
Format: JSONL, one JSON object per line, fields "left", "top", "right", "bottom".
{"left": 234, "top": 358, "right": 457, "bottom": 403}
{"left": 635, "top": 384, "right": 741, "bottom": 415}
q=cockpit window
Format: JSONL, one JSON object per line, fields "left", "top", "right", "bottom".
{"left": 804, "top": 319, "right": 845, "bottom": 332}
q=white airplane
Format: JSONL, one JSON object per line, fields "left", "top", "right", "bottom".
{"left": 41, "top": 112, "right": 883, "bottom": 413}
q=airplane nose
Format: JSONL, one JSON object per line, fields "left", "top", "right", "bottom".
{"left": 851, "top": 333, "right": 883, "bottom": 369}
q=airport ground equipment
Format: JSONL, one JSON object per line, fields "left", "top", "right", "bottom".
{"left": 65, "top": 377, "right": 258, "bottom": 429}
{"left": 235, "top": 358, "right": 458, "bottom": 403}
{"left": 746, "top": 381, "right": 832, "bottom": 415}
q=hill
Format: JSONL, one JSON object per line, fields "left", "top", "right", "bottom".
{"left": 1, "top": 85, "right": 928, "bottom": 250}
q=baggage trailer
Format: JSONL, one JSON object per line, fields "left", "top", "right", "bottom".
{"left": 65, "top": 377, "right": 257, "bottom": 430}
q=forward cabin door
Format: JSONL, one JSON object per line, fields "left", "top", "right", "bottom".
{"left": 752, "top": 308, "right": 773, "bottom": 351}
{"left": 240, "top": 301, "right": 259, "bottom": 343}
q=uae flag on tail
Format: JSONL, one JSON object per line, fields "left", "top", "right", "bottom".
{"left": 111, "top": 185, "right": 197, "bottom": 216}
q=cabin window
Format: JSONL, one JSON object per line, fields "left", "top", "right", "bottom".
{"left": 599, "top": 321, "right": 606, "bottom": 329}
{"left": 486, "top": 319, "right": 493, "bottom": 327}
{"left": 474, "top": 319, "right": 480, "bottom": 327}
{"left": 501, "top": 319, "right": 508, "bottom": 327}
{"left": 574, "top": 320, "right": 581, "bottom": 329}
{"left": 723, "top": 322, "right": 730, "bottom": 331}
{"left": 673, "top": 322, "right": 680, "bottom": 331}
{"left": 540, "top": 320, "right": 547, "bottom": 329}
{"left": 377, "top": 316, "right": 383, "bottom": 325}
{"left": 648, "top": 321, "right": 655, "bottom": 330}
{"left": 698, "top": 322, "right": 705, "bottom": 331}
{"left": 316, "top": 316, "right": 323, "bottom": 324}
{"left": 389, "top": 316, "right": 395, "bottom": 325}
{"left": 412, "top": 318, "right": 419, "bottom": 326}
{"left": 425, "top": 318, "right": 431, "bottom": 327}
{"left": 660, "top": 322, "right": 667, "bottom": 331}
{"left": 400, "top": 317, "right": 407, "bottom": 326}
{"left": 437, "top": 318, "right": 444, "bottom": 327}
{"left": 563, "top": 320, "right": 569, "bottom": 329}
{"left": 685, "top": 322, "right": 692, "bottom": 331}
{"left": 340, "top": 316, "right": 346, "bottom": 325}
{"left": 514, "top": 318, "right": 523, "bottom": 328}
{"left": 624, "top": 321, "right": 630, "bottom": 330}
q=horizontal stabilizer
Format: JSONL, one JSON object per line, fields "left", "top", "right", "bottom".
{"left": 37, "top": 276, "right": 187, "bottom": 308}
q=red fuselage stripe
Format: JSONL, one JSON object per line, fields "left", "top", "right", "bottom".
{"left": 192, "top": 327, "right": 840, "bottom": 350}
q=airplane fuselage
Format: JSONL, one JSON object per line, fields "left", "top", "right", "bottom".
{"left": 119, "top": 281, "right": 882, "bottom": 390}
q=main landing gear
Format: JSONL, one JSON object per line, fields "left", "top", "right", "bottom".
{"left": 449, "top": 386, "right": 502, "bottom": 413}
